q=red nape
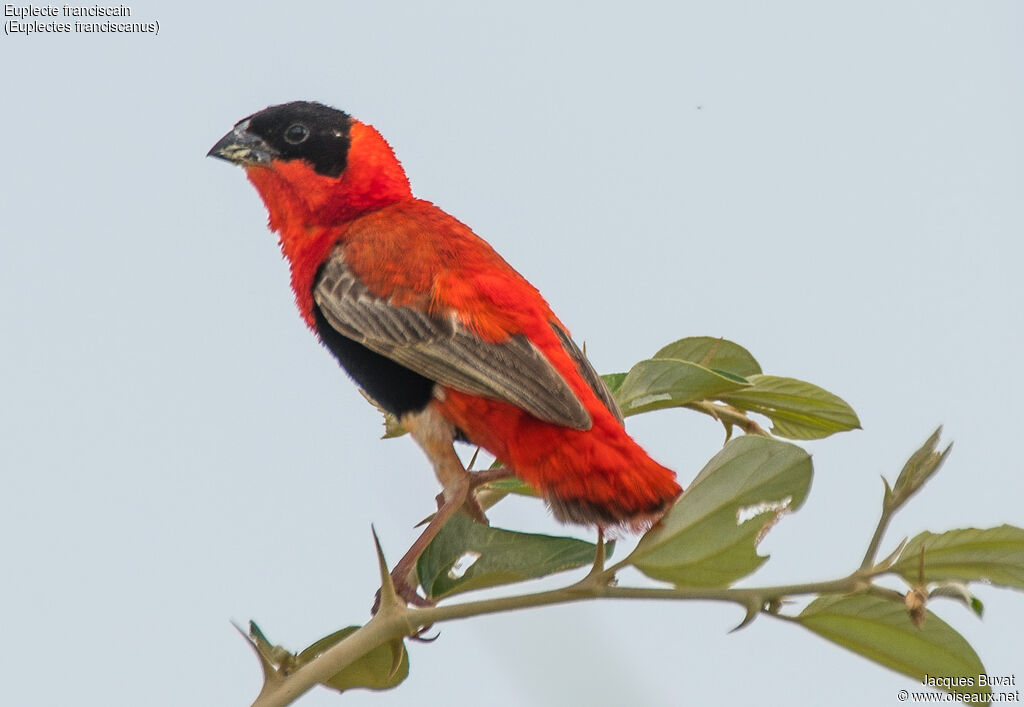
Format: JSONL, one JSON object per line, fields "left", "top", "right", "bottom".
{"left": 242, "top": 121, "right": 415, "bottom": 328}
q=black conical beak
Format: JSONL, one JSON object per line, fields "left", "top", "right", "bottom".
{"left": 207, "top": 119, "right": 278, "bottom": 166}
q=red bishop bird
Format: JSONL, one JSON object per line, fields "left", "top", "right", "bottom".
{"left": 209, "top": 102, "right": 681, "bottom": 599}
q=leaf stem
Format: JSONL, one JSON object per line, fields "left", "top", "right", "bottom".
{"left": 683, "top": 401, "right": 770, "bottom": 437}
{"left": 860, "top": 500, "right": 896, "bottom": 571}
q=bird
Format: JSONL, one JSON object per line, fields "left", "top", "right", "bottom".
{"left": 208, "top": 101, "right": 681, "bottom": 602}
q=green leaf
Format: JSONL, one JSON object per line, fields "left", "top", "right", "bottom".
{"left": 379, "top": 412, "right": 407, "bottom": 439}
{"left": 630, "top": 436, "right": 812, "bottom": 586}
{"left": 929, "top": 583, "right": 985, "bottom": 618}
{"left": 892, "top": 526, "right": 1024, "bottom": 591}
{"left": 472, "top": 475, "right": 540, "bottom": 517}
{"left": 297, "top": 627, "right": 409, "bottom": 693}
{"left": 615, "top": 359, "right": 750, "bottom": 417}
{"left": 360, "top": 390, "right": 408, "bottom": 439}
{"left": 719, "top": 374, "right": 861, "bottom": 439}
{"left": 653, "top": 337, "right": 762, "bottom": 378}
{"left": 601, "top": 372, "right": 628, "bottom": 396}
{"left": 474, "top": 476, "right": 540, "bottom": 514}
{"left": 243, "top": 622, "right": 409, "bottom": 694}
{"left": 796, "top": 595, "right": 989, "bottom": 703}
{"left": 481, "top": 477, "right": 539, "bottom": 498}
{"left": 417, "top": 513, "right": 605, "bottom": 599}
{"left": 602, "top": 337, "right": 758, "bottom": 397}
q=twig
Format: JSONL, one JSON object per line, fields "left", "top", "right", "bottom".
{"left": 860, "top": 499, "right": 897, "bottom": 571}
{"left": 250, "top": 566, "right": 879, "bottom": 707}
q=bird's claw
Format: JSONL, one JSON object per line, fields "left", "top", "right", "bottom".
{"left": 436, "top": 488, "right": 489, "bottom": 525}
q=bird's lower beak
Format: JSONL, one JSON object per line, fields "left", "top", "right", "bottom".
{"left": 207, "top": 119, "right": 277, "bottom": 166}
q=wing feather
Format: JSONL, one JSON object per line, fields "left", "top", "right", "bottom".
{"left": 550, "top": 321, "right": 624, "bottom": 424}
{"left": 313, "top": 254, "right": 592, "bottom": 430}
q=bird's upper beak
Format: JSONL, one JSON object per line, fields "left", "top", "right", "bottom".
{"left": 207, "top": 119, "right": 277, "bottom": 167}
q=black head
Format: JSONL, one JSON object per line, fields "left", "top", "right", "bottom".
{"left": 208, "top": 101, "right": 353, "bottom": 178}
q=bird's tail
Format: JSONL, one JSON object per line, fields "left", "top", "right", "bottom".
{"left": 528, "top": 426, "right": 682, "bottom": 531}
{"left": 437, "top": 390, "right": 681, "bottom": 530}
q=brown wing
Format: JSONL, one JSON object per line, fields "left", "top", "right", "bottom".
{"left": 313, "top": 253, "right": 592, "bottom": 430}
{"left": 550, "top": 321, "right": 625, "bottom": 424}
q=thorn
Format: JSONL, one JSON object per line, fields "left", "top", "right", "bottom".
{"left": 234, "top": 620, "right": 282, "bottom": 686}
{"left": 575, "top": 528, "right": 610, "bottom": 589}
{"left": 467, "top": 447, "right": 481, "bottom": 471}
{"left": 585, "top": 527, "right": 607, "bottom": 579}
{"left": 409, "top": 629, "right": 440, "bottom": 643}
{"left": 873, "top": 537, "right": 908, "bottom": 572}
{"left": 372, "top": 525, "right": 401, "bottom": 611}
{"left": 729, "top": 600, "right": 761, "bottom": 633}
{"left": 231, "top": 619, "right": 254, "bottom": 645}
{"left": 232, "top": 614, "right": 258, "bottom": 651}
{"left": 722, "top": 421, "right": 734, "bottom": 443}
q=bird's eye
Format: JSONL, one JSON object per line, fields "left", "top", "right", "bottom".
{"left": 284, "top": 123, "right": 309, "bottom": 145}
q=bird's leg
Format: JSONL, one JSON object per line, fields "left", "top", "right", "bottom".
{"left": 380, "top": 475, "right": 468, "bottom": 610}
{"left": 403, "top": 404, "right": 490, "bottom": 521}
{"left": 467, "top": 466, "right": 515, "bottom": 486}
{"left": 382, "top": 405, "right": 484, "bottom": 606}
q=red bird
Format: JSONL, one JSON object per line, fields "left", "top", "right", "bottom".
{"left": 209, "top": 102, "right": 680, "bottom": 592}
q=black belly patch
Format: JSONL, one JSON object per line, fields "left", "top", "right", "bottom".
{"left": 313, "top": 305, "right": 436, "bottom": 417}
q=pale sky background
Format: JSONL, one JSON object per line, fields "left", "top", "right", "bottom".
{"left": 1, "top": 2, "right": 1022, "bottom": 706}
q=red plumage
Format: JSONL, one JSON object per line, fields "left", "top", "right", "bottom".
{"left": 210, "top": 104, "right": 680, "bottom": 529}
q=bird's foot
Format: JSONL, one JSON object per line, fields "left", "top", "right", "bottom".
{"left": 445, "top": 467, "right": 515, "bottom": 524}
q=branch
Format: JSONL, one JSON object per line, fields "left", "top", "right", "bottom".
{"left": 250, "top": 564, "right": 879, "bottom": 707}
